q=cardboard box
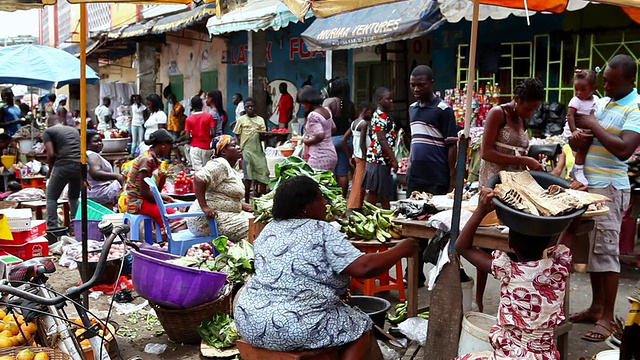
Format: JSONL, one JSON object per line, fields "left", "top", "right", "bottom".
{"left": 0, "top": 220, "right": 46, "bottom": 245}
{"left": 1, "top": 236, "right": 49, "bottom": 260}
{"left": 0, "top": 251, "right": 23, "bottom": 280}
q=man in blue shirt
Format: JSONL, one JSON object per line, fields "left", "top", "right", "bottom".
{"left": 0, "top": 88, "right": 26, "bottom": 136}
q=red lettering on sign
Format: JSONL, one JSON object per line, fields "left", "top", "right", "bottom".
{"left": 289, "top": 38, "right": 299, "bottom": 60}
{"left": 312, "top": 50, "right": 326, "bottom": 58}
{"left": 299, "top": 39, "right": 311, "bottom": 59}
{"left": 266, "top": 41, "right": 273, "bottom": 62}
{"left": 232, "top": 45, "right": 248, "bottom": 65}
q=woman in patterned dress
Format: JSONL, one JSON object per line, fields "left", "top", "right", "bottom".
{"left": 186, "top": 135, "right": 253, "bottom": 242}
{"left": 455, "top": 189, "right": 572, "bottom": 360}
{"left": 299, "top": 86, "right": 338, "bottom": 171}
{"left": 234, "top": 176, "right": 418, "bottom": 358}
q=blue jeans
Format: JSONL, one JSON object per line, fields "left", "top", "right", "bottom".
{"left": 131, "top": 125, "right": 144, "bottom": 156}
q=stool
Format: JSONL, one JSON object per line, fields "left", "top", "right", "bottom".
{"left": 20, "top": 200, "right": 71, "bottom": 228}
{"left": 349, "top": 243, "right": 406, "bottom": 302}
{"left": 123, "top": 213, "right": 162, "bottom": 244}
{"left": 236, "top": 339, "right": 340, "bottom": 360}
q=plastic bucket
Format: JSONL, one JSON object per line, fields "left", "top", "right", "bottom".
{"left": 348, "top": 295, "right": 391, "bottom": 329}
{"left": 1, "top": 155, "right": 15, "bottom": 169}
{"left": 457, "top": 312, "right": 496, "bottom": 356}
{"left": 75, "top": 253, "right": 126, "bottom": 286}
{"left": 71, "top": 219, "right": 104, "bottom": 241}
{"left": 461, "top": 278, "right": 475, "bottom": 312}
{"left": 102, "top": 213, "right": 124, "bottom": 227}
{"left": 45, "top": 226, "right": 68, "bottom": 245}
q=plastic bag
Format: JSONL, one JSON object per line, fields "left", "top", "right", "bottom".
{"left": 377, "top": 340, "right": 401, "bottom": 360}
{"left": 394, "top": 129, "right": 409, "bottom": 162}
{"left": 397, "top": 317, "right": 429, "bottom": 346}
{"left": 144, "top": 343, "right": 168, "bottom": 355}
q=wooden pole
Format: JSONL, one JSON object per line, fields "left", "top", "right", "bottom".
{"left": 80, "top": 3, "right": 89, "bottom": 309}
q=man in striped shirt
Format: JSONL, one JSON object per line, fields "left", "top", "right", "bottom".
{"left": 571, "top": 54, "right": 640, "bottom": 342}
{"left": 406, "top": 65, "right": 458, "bottom": 286}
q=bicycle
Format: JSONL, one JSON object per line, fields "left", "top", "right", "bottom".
{"left": 0, "top": 221, "right": 137, "bottom": 360}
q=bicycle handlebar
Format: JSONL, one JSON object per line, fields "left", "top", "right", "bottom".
{"left": 0, "top": 223, "right": 133, "bottom": 306}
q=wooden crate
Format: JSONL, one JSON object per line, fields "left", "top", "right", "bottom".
{"left": 248, "top": 218, "right": 267, "bottom": 244}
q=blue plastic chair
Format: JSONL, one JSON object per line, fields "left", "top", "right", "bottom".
{"left": 123, "top": 213, "right": 162, "bottom": 245}
{"left": 143, "top": 177, "right": 219, "bottom": 255}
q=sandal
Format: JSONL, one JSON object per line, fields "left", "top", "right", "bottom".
{"left": 569, "top": 309, "right": 602, "bottom": 324}
{"left": 581, "top": 322, "right": 612, "bottom": 342}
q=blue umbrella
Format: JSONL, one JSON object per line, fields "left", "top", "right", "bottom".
{"left": 0, "top": 44, "right": 99, "bottom": 89}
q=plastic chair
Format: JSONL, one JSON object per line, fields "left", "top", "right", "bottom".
{"left": 123, "top": 213, "right": 162, "bottom": 245}
{"left": 143, "top": 178, "right": 219, "bottom": 255}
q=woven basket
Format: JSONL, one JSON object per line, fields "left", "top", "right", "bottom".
{"left": 0, "top": 346, "right": 72, "bottom": 360}
{"left": 151, "top": 283, "right": 232, "bottom": 344}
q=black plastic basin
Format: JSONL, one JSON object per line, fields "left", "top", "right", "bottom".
{"left": 486, "top": 171, "right": 586, "bottom": 236}
{"left": 348, "top": 295, "right": 391, "bottom": 328}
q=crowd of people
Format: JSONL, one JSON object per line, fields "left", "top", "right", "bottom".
{"left": 2, "top": 52, "right": 640, "bottom": 358}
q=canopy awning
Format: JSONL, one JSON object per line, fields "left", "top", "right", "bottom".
{"left": 282, "top": 0, "right": 397, "bottom": 19}
{"left": 0, "top": 0, "right": 190, "bottom": 12}
{"left": 301, "top": 0, "right": 444, "bottom": 51}
{"left": 151, "top": 2, "right": 218, "bottom": 34}
{"left": 439, "top": 0, "right": 589, "bottom": 23}
{"left": 207, "top": 0, "right": 312, "bottom": 35}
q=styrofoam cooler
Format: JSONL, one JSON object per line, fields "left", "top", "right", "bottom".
{"left": 0, "top": 209, "right": 32, "bottom": 231}
{"left": 458, "top": 312, "right": 496, "bottom": 356}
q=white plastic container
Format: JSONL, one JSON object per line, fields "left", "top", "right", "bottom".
{"left": 461, "top": 277, "right": 475, "bottom": 312}
{"left": 457, "top": 312, "right": 496, "bottom": 356}
{"left": 102, "top": 213, "right": 124, "bottom": 228}
{"left": 18, "top": 139, "right": 34, "bottom": 154}
{"left": 595, "top": 350, "right": 619, "bottom": 360}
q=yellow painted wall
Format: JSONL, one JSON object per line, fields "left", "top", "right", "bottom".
{"left": 99, "top": 56, "right": 137, "bottom": 83}
{"left": 110, "top": 4, "right": 138, "bottom": 30}
{"left": 159, "top": 30, "right": 228, "bottom": 102}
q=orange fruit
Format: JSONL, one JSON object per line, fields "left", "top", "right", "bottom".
{"left": 16, "top": 348, "right": 35, "bottom": 360}
{"left": 0, "top": 322, "right": 6, "bottom": 332}
{"left": 0, "top": 309, "right": 7, "bottom": 319}
{"left": 0, "top": 330, "right": 13, "bottom": 338}
{"left": 16, "top": 315, "right": 25, "bottom": 325}
{"left": 22, "top": 322, "right": 37, "bottom": 334}
{"left": 6, "top": 322, "right": 19, "bottom": 335}
{"left": 80, "top": 339, "right": 90, "bottom": 347}
{"left": 34, "top": 352, "right": 50, "bottom": 360}
{"left": 0, "top": 337, "right": 12, "bottom": 348}
{"left": 3, "top": 314, "right": 16, "bottom": 323}
{"left": 15, "top": 333, "right": 26, "bottom": 345}
{"left": 0, "top": 355, "right": 15, "bottom": 360}
{"left": 9, "top": 335, "right": 20, "bottom": 346}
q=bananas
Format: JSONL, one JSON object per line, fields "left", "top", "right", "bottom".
{"left": 340, "top": 201, "right": 403, "bottom": 242}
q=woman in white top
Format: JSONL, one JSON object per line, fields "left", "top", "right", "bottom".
{"left": 130, "top": 94, "right": 147, "bottom": 155}
{"left": 139, "top": 93, "right": 167, "bottom": 154}
{"left": 341, "top": 102, "right": 376, "bottom": 210}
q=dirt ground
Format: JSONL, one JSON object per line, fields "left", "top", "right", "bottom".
{"left": 44, "top": 255, "right": 640, "bottom": 360}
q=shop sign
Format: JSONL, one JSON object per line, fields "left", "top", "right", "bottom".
{"left": 231, "top": 37, "right": 325, "bottom": 65}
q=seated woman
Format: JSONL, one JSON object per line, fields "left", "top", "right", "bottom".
{"left": 234, "top": 176, "right": 418, "bottom": 359}
{"left": 186, "top": 135, "right": 252, "bottom": 242}
{"left": 120, "top": 129, "right": 174, "bottom": 226}
{"left": 86, "top": 132, "right": 124, "bottom": 205}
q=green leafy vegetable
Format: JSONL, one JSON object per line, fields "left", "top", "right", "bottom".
{"left": 197, "top": 311, "right": 240, "bottom": 349}
{"left": 252, "top": 156, "right": 346, "bottom": 223}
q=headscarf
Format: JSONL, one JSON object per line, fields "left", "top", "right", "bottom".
{"left": 53, "top": 94, "right": 67, "bottom": 113}
{"left": 213, "top": 135, "right": 232, "bottom": 157}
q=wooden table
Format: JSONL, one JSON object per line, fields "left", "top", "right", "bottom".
{"left": 394, "top": 218, "right": 595, "bottom": 359}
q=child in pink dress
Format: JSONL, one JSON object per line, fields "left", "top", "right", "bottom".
{"left": 455, "top": 188, "right": 572, "bottom": 360}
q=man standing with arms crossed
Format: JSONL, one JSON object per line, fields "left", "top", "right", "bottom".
{"left": 570, "top": 54, "right": 640, "bottom": 342}
{"left": 406, "top": 65, "right": 458, "bottom": 286}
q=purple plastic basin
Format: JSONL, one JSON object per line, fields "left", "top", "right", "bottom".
{"left": 131, "top": 248, "right": 227, "bottom": 309}
{"left": 72, "top": 219, "right": 104, "bottom": 241}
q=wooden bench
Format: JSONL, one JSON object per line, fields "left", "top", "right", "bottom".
{"left": 19, "top": 200, "right": 71, "bottom": 228}
{"left": 236, "top": 339, "right": 340, "bottom": 360}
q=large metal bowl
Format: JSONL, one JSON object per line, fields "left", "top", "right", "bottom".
{"left": 102, "top": 138, "right": 128, "bottom": 153}
{"left": 486, "top": 171, "right": 586, "bottom": 236}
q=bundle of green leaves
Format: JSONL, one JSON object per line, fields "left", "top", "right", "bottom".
{"left": 197, "top": 311, "right": 240, "bottom": 349}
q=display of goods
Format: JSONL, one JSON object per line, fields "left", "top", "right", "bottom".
{"left": 252, "top": 156, "right": 346, "bottom": 223}
{"left": 172, "top": 171, "right": 193, "bottom": 194}
{"left": 339, "top": 202, "right": 402, "bottom": 242}
{"left": 196, "top": 311, "right": 239, "bottom": 349}
{"left": 271, "top": 128, "right": 289, "bottom": 133}
{"left": 493, "top": 171, "right": 607, "bottom": 216}
{"left": 0, "top": 309, "right": 39, "bottom": 349}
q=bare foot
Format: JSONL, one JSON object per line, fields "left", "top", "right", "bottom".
{"left": 569, "top": 308, "right": 602, "bottom": 324}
